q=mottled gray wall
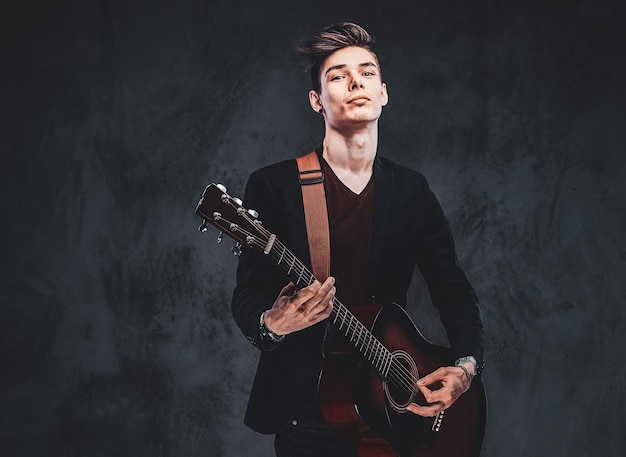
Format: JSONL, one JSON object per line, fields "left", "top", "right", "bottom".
{"left": 2, "top": 0, "right": 625, "bottom": 456}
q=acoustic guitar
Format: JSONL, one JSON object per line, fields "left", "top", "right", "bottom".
{"left": 196, "top": 183, "right": 486, "bottom": 457}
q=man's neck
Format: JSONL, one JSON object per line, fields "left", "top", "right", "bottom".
{"left": 322, "top": 126, "right": 378, "bottom": 174}
{"left": 322, "top": 125, "right": 378, "bottom": 194}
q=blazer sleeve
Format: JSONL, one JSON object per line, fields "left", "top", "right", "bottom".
{"left": 231, "top": 168, "right": 289, "bottom": 350}
{"left": 415, "top": 176, "right": 485, "bottom": 368}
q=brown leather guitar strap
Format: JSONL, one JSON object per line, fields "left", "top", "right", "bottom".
{"left": 296, "top": 151, "right": 330, "bottom": 282}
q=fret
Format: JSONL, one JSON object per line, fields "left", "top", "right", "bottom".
{"left": 296, "top": 263, "right": 304, "bottom": 285}
{"left": 373, "top": 343, "right": 380, "bottom": 368}
{"left": 383, "top": 352, "right": 391, "bottom": 377}
{"left": 364, "top": 337, "right": 372, "bottom": 359}
{"left": 278, "top": 245, "right": 286, "bottom": 265}
{"left": 375, "top": 343, "right": 383, "bottom": 370}
{"left": 339, "top": 310, "right": 347, "bottom": 330}
{"left": 348, "top": 315, "right": 356, "bottom": 342}
{"left": 367, "top": 335, "right": 378, "bottom": 361}
{"left": 287, "top": 256, "right": 295, "bottom": 275}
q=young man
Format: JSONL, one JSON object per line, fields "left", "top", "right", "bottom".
{"left": 231, "top": 22, "right": 484, "bottom": 456}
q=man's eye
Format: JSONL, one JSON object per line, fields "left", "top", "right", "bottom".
{"left": 331, "top": 75, "right": 344, "bottom": 81}
{"left": 363, "top": 71, "right": 375, "bottom": 76}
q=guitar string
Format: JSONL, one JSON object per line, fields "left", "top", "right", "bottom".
{"left": 220, "top": 208, "right": 419, "bottom": 397}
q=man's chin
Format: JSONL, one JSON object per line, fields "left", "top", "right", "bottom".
{"left": 350, "top": 110, "right": 381, "bottom": 123}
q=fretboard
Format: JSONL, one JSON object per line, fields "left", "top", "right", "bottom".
{"left": 268, "top": 240, "right": 392, "bottom": 378}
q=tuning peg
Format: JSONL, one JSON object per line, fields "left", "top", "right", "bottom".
{"left": 247, "top": 209, "right": 259, "bottom": 218}
{"left": 216, "top": 183, "right": 227, "bottom": 193}
{"left": 198, "top": 220, "right": 209, "bottom": 232}
{"left": 232, "top": 197, "right": 243, "bottom": 206}
{"left": 217, "top": 231, "right": 224, "bottom": 243}
{"left": 232, "top": 242, "right": 242, "bottom": 256}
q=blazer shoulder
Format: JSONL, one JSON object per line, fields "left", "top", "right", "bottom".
{"left": 257, "top": 157, "right": 297, "bottom": 174}
{"left": 245, "top": 158, "right": 301, "bottom": 197}
{"left": 251, "top": 158, "right": 297, "bottom": 181}
{"left": 376, "top": 155, "right": 430, "bottom": 193}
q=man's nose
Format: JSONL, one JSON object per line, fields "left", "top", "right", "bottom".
{"left": 349, "top": 72, "right": 364, "bottom": 90}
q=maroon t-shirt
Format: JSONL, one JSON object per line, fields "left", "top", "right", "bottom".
{"left": 322, "top": 158, "right": 374, "bottom": 309}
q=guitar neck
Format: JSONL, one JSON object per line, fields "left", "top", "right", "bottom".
{"left": 267, "top": 239, "right": 393, "bottom": 379}
{"left": 194, "top": 184, "right": 393, "bottom": 379}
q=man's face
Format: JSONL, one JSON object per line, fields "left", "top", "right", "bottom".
{"left": 311, "top": 46, "right": 388, "bottom": 129}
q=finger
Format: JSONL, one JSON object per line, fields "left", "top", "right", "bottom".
{"left": 315, "top": 288, "right": 335, "bottom": 316}
{"left": 306, "top": 287, "right": 335, "bottom": 322}
{"left": 301, "top": 277, "right": 335, "bottom": 310}
{"left": 420, "top": 383, "right": 461, "bottom": 408}
{"left": 316, "top": 284, "right": 336, "bottom": 314}
{"left": 279, "top": 282, "right": 298, "bottom": 297}
{"left": 417, "top": 383, "right": 445, "bottom": 404}
{"left": 417, "top": 367, "right": 446, "bottom": 387}
{"left": 406, "top": 402, "right": 444, "bottom": 418}
{"left": 284, "top": 281, "right": 320, "bottom": 309}
{"left": 294, "top": 280, "right": 323, "bottom": 302}
{"left": 316, "top": 276, "right": 335, "bottom": 297}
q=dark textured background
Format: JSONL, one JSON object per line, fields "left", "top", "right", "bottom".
{"left": 2, "top": 0, "right": 625, "bottom": 456}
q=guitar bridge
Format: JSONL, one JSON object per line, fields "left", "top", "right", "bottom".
{"left": 431, "top": 410, "right": 445, "bottom": 432}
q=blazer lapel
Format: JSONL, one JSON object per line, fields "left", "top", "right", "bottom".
{"left": 369, "top": 156, "right": 393, "bottom": 295}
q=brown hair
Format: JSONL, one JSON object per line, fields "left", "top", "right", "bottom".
{"left": 297, "top": 22, "right": 379, "bottom": 93}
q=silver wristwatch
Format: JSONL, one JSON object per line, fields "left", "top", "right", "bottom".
{"left": 259, "top": 310, "right": 285, "bottom": 344}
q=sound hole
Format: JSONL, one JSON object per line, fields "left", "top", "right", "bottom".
{"left": 383, "top": 350, "right": 419, "bottom": 413}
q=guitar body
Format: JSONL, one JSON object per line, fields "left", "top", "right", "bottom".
{"left": 320, "top": 303, "right": 486, "bottom": 457}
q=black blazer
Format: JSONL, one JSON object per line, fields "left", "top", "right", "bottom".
{"left": 231, "top": 151, "right": 484, "bottom": 434}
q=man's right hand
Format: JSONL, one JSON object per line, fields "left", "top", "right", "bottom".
{"left": 262, "top": 277, "right": 335, "bottom": 336}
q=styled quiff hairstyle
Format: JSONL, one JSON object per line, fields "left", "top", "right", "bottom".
{"left": 297, "top": 22, "right": 379, "bottom": 93}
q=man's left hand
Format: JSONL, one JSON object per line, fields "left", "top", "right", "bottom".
{"left": 406, "top": 365, "right": 472, "bottom": 417}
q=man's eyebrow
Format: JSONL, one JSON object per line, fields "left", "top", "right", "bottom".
{"left": 324, "top": 62, "right": 378, "bottom": 75}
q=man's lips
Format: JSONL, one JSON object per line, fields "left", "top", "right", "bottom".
{"left": 347, "top": 95, "right": 370, "bottom": 103}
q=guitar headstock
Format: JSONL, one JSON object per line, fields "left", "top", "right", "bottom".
{"left": 195, "top": 183, "right": 273, "bottom": 255}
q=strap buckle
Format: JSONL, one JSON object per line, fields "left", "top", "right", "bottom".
{"left": 298, "top": 168, "right": 324, "bottom": 185}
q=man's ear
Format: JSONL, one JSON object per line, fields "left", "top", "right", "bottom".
{"left": 381, "top": 82, "right": 389, "bottom": 107}
{"left": 309, "top": 90, "right": 324, "bottom": 113}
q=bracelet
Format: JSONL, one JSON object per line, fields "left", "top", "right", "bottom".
{"left": 259, "top": 310, "right": 285, "bottom": 344}
{"left": 454, "top": 356, "right": 477, "bottom": 374}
